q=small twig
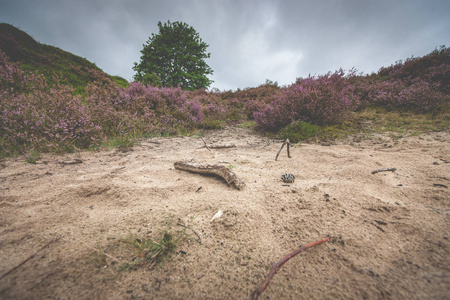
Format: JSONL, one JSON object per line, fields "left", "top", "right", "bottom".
{"left": 0, "top": 236, "right": 60, "bottom": 281}
{"left": 177, "top": 223, "right": 202, "bottom": 244}
{"left": 111, "top": 166, "right": 126, "bottom": 174}
{"left": 287, "top": 140, "right": 291, "bottom": 158}
{"left": 371, "top": 222, "right": 385, "bottom": 232}
{"left": 374, "top": 220, "right": 388, "bottom": 226}
{"left": 200, "top": 138, "right": 212, "bottom": 152}
{"left": 61, "top": 158, "right": 83, "bottom": 165}
{"left": 208, "top": 144, "right": 236, "bottom": 149}
{"left": 275, "top": 140, "right": 286, "bottom": 161}
{"left": 275, "top": 139, "right": 292, "bottom": 161}
{"left": 195, "top": 186, "right": 203, "bottom": 193}
{"left": 371, "top": 167, "right": 396, "bottom": 174}
{"left": 433, "top": 183, "right": 448, "bottom": 188}
{"left": 248, "top": 237, "right": 330, "bottom": 300}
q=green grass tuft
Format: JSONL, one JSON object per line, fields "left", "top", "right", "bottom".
{"left": 120, "top": 228, "right": 186, "bottom": 271}
{"left": 25, "top": 149, "right": 41, "bottom": 164}
{"left": 280, "top": 121, "right": 319, "bottom": 143}
{"left": 200, "top": 118, "right": 225, "bottom": 130}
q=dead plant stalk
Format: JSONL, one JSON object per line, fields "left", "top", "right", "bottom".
{"left": 248, "top": 237, "right": 330, "bottom": 300}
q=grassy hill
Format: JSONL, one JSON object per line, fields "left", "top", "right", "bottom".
{"left": 0, "top": 23, "right": 128, "bottom": 94}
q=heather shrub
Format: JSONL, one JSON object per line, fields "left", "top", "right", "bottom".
{"left": 1, "top": 52, "right": 104, "bottom": 154}
{"left": 0, "top": 50, "right": 42, "bottom": 94}
{"left": 364, "top": 80, "right": 448, "bottom": 113}
{"left": 378, "top": 46, "right": 449, "bottom": 90}
{"left": 85, "top": 81, "right": 149, "bottom": 137}
{"left": 186, "top": 88, "right": 243, "bottom": 123}
{"left": 254, "top": 69, "right": 358, "bottom": 131}
{"left": 365, "top": 46, "right": 450, "bottom": 113}
{"left": 1, "top": 81, "right": 103, "bottom": 154}
{"left": 223, "top": 80, "right": 280, "bottom": 119}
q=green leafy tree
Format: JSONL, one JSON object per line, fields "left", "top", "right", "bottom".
{"left": 133, "top": 21, "right": 213, "bottom": 90}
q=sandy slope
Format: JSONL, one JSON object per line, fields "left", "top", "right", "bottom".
{"left": 0, "top": 125, "right": 449, "bottom": 299}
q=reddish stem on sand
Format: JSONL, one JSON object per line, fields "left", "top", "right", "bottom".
{"left": 248, "top": 237, "right": 330, "bottom": 300}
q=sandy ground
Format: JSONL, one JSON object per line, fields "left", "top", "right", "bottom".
{"left": 0, "top": 124, "right": 449, "bottom": 299}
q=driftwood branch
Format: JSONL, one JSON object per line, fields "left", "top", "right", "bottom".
{"left": 174, "top": 161, "right": 245, "bottom": 190}
{"left": 275, "top": 139, "right": 292, "bottom": 161}
{"left": 248, "top": 237, "right": 330, "bottom": 300}
{"left": 371, "top": 167, "right": 396, "bottom": 174}
{"left": 0, "top": 236, "right": 60, "bottom": 281}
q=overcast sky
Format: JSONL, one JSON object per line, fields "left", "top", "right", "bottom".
{"left": 1, "top": 0, "right": 449, "bottom": 90}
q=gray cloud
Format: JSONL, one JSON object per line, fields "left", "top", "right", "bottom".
{"left": 1, "top": 0, "right": 449, "bottom": 90}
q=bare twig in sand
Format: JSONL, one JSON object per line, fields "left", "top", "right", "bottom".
{"left": 275, "top": 139, "right": 292, "bottom": 161}
{"left": 208, "top": 144, "right": 236, "bottom": 149}
{"left": 248, "top": 237, "right": 330, "bottom": 300}
{"left": 200, "top": 139, "right": 236, "bottom": 150}
{"left": 433, "top": 183, "right": 448, "bottom": 188}
{"left": 371, "top": 167, "right": 396, "bottom": 174}
{"left": 371, "top": 222, "right": 385, "bottom": 232}
{"left": 201, "top": 138, "right": 212, "bottom": 152}
{"left": 0, "top": 236, "right": 60, "bottom": 281}
{"left": 61, "top": 158, "right": 83, "bottom": 165}
{"left": 174, "top": 161, "right": 245, "bottom": 190}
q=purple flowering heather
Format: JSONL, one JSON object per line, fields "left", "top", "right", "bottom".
{"left": 254, "top": 69, "right": 359, "bottom": 130}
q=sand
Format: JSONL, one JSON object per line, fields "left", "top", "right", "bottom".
{"left": 0, "top": 124, "right": 449, "bottom": 299}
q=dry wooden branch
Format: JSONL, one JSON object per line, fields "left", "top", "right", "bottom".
{"left": 248, "top": 237, "right": 330, "bottom": 300}
{"left": 275, "top": 139, "right": 292, "bottom": 161}
{"left": 174, "top": 161, "right": 245, "bottom": 190}
{"left": 371, "top": 167, "right": 396, "bottom": 174}
{"left": 0, "top": 236, "right": 60, "bottom": 281}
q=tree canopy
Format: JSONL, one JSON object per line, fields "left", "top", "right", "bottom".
{"left": 133, "top": 21, "right": 213, "bottom": 90}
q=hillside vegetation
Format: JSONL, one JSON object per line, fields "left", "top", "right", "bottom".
{"left": 0, "top": 23, "right": 449, "bottom": 158}
{"left": 0, "top": 23, "right": 128, "bottom": 94}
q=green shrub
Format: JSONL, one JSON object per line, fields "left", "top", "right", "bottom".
{"left": 280, "top": 121, "right": 319, "bottom": 143}
{"left": 201, "top": 118, "right": 224, "bottom": 129}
